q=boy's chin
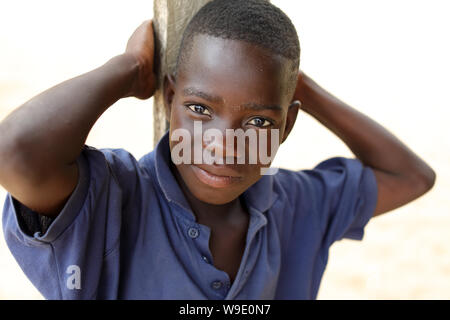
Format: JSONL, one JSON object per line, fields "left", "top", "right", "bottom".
{"left": 172, "top": 163, "right": 243, "bottom": 205}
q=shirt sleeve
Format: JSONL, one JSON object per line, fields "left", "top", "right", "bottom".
{"left": 303, "top": 157, "right": 378, "bottom": 245}
{"left": 1, "top": 145, "right": 144, "bottom": 299}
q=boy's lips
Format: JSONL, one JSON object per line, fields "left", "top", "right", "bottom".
{"left": 190, "top": 164, "right": 243, "bottom": 188}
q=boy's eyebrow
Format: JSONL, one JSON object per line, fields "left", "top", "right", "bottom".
{"left": 183, "top": 87, "right": 224, "bottom": 103}
{"left": 182, "top": 87, "right": 282, "bottom": 112}
{"left": 241, "top": 102, "right": 282, "bottom": 112}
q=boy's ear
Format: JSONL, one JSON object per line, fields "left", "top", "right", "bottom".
{"left": 163, "top": 74, "right": 177, "bottom": 120}
{"left": 281, "top": 100, "right": 301, "bottom": 143}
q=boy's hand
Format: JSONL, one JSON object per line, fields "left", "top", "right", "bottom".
{"left": 125, "top": 20, "right": 157, "bottom": 100}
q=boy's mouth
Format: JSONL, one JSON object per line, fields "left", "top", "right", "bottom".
{"left": 190, "top": 164, "right": 243, "bottom": 188}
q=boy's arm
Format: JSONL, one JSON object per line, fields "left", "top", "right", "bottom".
{"left": 0, "top": 20, "right": 156, "bottom": 218}
{"left": 293, "top": 72, "right": 436, "bottom": 217}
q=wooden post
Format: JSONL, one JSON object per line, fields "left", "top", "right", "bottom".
{"left": 152, "top": 0, "right": 270, "bottom": 146}
{"left": 152, "top": 0, "right": 212, "bottom": 146}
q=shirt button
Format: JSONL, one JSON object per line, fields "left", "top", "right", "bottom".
{"left": 187, "top": 227, "right": 199, "bottom": 239}
{"left": 211, "top": 281, "right": 223, "bottom": 290}
{"left": 202, "top": 256, "right": 209, "bottom": 264}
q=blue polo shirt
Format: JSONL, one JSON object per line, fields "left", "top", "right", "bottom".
{"left": 2, "top": 132, "right": 378, "bottom": 300}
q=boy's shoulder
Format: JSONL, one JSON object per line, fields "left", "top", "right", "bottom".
{"left": 271, "top": 156, "right": 376, "bottom": 209}
{"left": 81, "top": 144, "right": 155, "bottom": 173}
{"left": 273, "top": 156, "right": 366, "bottom": 187}
{"left": 271, "top": 156, "right": 377, "bottom": 241}
{"left": 78, "top": 145, "right": 156, "bottom": 197}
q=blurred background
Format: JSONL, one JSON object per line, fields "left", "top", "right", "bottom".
{"left": 0, "top": 0, "right": 449, "bottom": 299}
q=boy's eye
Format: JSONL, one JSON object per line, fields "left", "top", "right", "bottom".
{"left": 187, "top": 104, "right": 211, "bottom": 116}
{"left": 247, "top": 117, "right": 272, "bottom": 128}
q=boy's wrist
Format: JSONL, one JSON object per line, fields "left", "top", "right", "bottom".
{"left": 120, "top": 52, "right": 156, "bottom": 100}
{"left": 293, "top": 72, "right": 317, "bottom": 112}
{"left": 102, "top": 54, "right": 141, "bottom": 99}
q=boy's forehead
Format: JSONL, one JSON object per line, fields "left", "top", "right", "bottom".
{"left": 182, "top": 34, "right": 285, "bottom": 74}
{"left": 177, "top": 35, "right": 292, "bottom": 104}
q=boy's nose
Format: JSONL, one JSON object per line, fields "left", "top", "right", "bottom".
{"left": 202, "top": 131, "right": 241, "bottom": 164}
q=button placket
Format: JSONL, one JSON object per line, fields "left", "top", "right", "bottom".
{"left": 225, "top": 208, "right": 266, "bottom": 299}
{"left": 185, "top": 223, "right": 229, "bottom": 297}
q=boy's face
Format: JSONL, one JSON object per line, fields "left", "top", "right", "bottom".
{"left": 164, "top": 35, "right": 299, "bottom": 205}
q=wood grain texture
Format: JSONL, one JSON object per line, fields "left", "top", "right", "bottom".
{"left": 153, "top": 0, "right": 212, "bottom": 145}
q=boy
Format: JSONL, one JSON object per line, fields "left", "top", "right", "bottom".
{"left": 0, "top": 0, "right": 435, "bottom": 299}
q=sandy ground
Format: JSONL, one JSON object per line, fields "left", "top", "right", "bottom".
{"left": 0, "top": 0, "right": 449, "bottom": 300}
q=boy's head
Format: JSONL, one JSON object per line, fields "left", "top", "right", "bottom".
{"left": 163, "top": 0, "right": 301, "bottom": 205}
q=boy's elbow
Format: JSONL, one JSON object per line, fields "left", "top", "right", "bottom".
{"left": 424, "top": 167, "right": 436, "bottom": 191}
{"left": 412, "top": 164, "right": 436, "bottom": 196}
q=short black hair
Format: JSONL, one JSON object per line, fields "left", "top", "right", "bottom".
{"left": 176, "top": 0, "right": 300, "bottom": 96}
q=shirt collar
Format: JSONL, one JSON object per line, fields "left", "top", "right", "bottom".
{"left": 147, "top": 131, "right": 278, "bottom": 218}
